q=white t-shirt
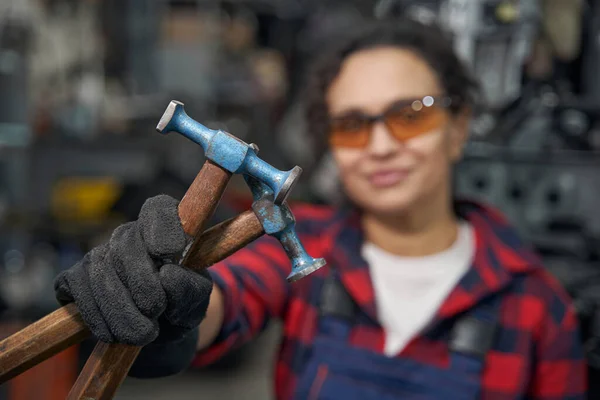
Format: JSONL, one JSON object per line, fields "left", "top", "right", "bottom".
{"left": 362, "top": 221, "right": 475, "bottom": 357}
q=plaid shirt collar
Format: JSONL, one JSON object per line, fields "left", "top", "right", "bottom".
{"left": 324, "top": 199, "right": 543, "bottom": 325}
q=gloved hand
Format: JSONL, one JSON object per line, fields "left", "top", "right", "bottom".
{"left": 54, "top": 195, "right": 213, "bottom": 349}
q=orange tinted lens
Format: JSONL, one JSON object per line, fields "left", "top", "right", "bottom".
{"left": 329, "top": 117, "right": 372, "bottom": 148}
{"left": 385, "top": 104, "right": 448, "bottom": 141}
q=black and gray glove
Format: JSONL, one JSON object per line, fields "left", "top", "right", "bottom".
{"left": 54, "top": 195, "right": 213, "bottom": 377}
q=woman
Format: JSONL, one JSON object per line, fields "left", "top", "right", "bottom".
{"left": 55, "top": 18, "right": 587, "bottom": 399}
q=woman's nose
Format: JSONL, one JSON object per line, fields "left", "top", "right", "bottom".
{"left": 367, "top": 121, "right": 401, "bottom": 157}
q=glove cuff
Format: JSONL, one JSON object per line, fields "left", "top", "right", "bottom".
{"left": 127, "top": 326, "right": 199, "bottom": 379}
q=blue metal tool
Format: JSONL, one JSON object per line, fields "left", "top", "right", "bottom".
{"left": 244, "top": 174, "right": 327, "bottom": 282}
{"left": 157, "top": 100, "right": 301, "bottom": 204}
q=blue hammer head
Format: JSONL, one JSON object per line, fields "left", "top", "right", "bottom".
{"left": 244, "top": 175, "right": 327, "bottom": 282}
{"left": 157, "top": 100, "right": 301, "bottom": 204}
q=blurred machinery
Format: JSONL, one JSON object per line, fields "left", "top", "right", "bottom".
{"left": 0, "top": 1, "right": 33, "bottom": 147}
{"left": 373, "top": 0, "right": 586, "bottom": 136}
{"left": 383, "top": 0, "right": 539, "bottom": 112}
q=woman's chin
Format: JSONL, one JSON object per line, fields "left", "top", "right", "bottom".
{"left": 352, "top": 191, "right": 419, "bottom": 217}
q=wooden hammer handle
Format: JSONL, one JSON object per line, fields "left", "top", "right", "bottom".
{"left": 66, "top": 159, "right": 233, "bottom": 399}
{"left": 0, "top": 209, "right": 263, "bottom": 388}
{"left": 0, "top": 302, "right": 90, "bottom": 383}
{"left": 0, "top": 160, "right": 228, "bottom": 383}
{"left": 178, "top": 160, "right": 231, "bottom": 237}
{"left": 183, "top": 209, "right": 264, "bottom": 268}
{"left": 0, "top": 210, "right": 264, "bottom": 386}
{"left": 66, "top": 210, "right": 264, "bottom": 399}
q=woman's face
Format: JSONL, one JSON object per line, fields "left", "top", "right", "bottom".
{"left": 326, "top": 47, "right": 469, "bottom": 217}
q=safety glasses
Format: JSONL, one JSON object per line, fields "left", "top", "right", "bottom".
{"left": 328, "top": 96, "right": 453, "bottom": 148}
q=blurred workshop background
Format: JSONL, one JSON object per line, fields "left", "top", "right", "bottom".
{"left": 0, "top": 0, "right": 600, "bottom": 399}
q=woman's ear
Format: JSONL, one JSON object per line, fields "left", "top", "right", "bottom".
{"left": 448, "top": 107, "right": 472, "bottom": 162}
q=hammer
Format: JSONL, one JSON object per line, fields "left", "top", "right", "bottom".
{"left": 66, "top": 171, "right": 329, "bottom": 399}
{"left": 184, "top": 174, "right": 326, "bottom": 282}
{"left": 157, "top": 100, "right": 302, "bottom": 205}
{"left": 0, "top": 103, "right": 313, "bottom": 397}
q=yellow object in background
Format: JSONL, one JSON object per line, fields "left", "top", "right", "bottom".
{"left": 542, "top": 0, "right": 583, "bottom": 62}
{"left": 496, "top": 1, "right": 519, "bottom": 24}
{"left": 51, "top": 177, "right": 122, "bottom": 222}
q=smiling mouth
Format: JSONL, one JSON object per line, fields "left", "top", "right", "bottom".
{"left": 368, "top": 169, "right": 412, "bottom": 188}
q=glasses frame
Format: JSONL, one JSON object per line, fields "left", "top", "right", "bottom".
{"left": 328, "top": 95, "right": 454, "bottom": 148}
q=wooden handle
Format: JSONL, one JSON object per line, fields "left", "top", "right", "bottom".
{"left": 178, "top": 160, "right": 232, "bottom": 237}
{"left": 0, "top": 211, "right": 264, "bottom": 388}
{"left": 66, "top": 342, "right": 142, "bottom": 400}
{"left": 183, "top": 210, "right": 264, "bottom": 269}
{"left": 68, "top": 160, "right": 232, "bottom": 399}
{"left": 0, "top": 161, "right": 231, "bottom": 385}
{"left": 66, "top": 211, "right": 265, "bottom": 399}
{"left": 0, "top": 303, "right": 89, "bottom": 383}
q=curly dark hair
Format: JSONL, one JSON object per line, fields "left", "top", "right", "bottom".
{"left": 303, "top": 18, "right": 479, "bottom": 157}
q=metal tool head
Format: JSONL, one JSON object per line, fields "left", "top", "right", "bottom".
{"left": 287, "top": 257, "right": 327, "bottom": 283}
{"left": 245, "top": 172, "right": 273, "bottom": 202}
{"left": 240, "top": 145, "right": 302, "bottom": 205}
{"left": 245, "top": 175, "right": 327, "bottom": 282}
{"left": 276, "top": 166, "right": 302, "bottom": 204}
{"left": 156, "top": 100, "right": 183, "bottom": 134}
{"left": 156, "top": 100, "right": 216, "bottom": 152}
{"left": 157, "top": 100, "right": 301, "bottom": 205}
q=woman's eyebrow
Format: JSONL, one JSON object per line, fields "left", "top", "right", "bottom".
{"left": 384, "top": 97, "right": 425, "bottom": 110}
{"left": 329, "top": 108, "right": 369, "bottom": 119}
{"left": 329, "top": 96, "right": 432, "bottom": 119}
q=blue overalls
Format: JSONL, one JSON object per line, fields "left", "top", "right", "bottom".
{"left": 294, "top": 272, "right": 501, "bottom": 400}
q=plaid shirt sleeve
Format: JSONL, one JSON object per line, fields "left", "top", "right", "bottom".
{"left": 527, "top": 272, "right": 588, "bottom": 399}
{"left": 191, "top": 204, "right": 332, "bottom": 367}
{"left": 192, "top": 232, "right": 292, "bottom": 366}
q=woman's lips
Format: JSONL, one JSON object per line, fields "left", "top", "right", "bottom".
{"left": 368, "top": 169, "right": 412, "bottom": 188}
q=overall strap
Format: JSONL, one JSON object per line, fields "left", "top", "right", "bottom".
{"left": 448, "top": 294, "right": 502, "bottom": 372}
{"left": 317, "top": 271, "right": 358, "bottom": 340}
{"left": 318, "top": 269, "right": 502, "bottom": 364}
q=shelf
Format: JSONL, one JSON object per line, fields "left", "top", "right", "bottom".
{"left": 464, "top": 142, "right": 600, "bottom": 166}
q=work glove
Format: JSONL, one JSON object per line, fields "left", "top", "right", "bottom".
{"left": 54, "top": 195, "right": 213, "bottom": 376}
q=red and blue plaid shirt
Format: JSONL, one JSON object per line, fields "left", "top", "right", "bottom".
{"left": 193, "top": 199, "right": 587, "bottom": 399}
